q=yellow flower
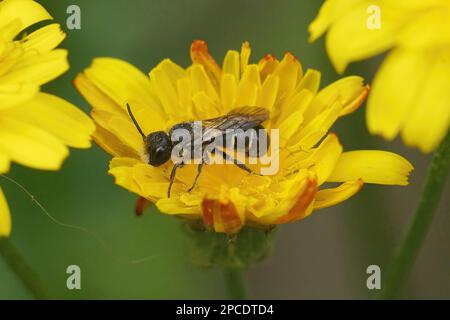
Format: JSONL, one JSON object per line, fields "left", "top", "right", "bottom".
{"left": 75, "top": 40, "right": 412, "bottom": 234}
{"left": 0, "top": 0, "right": 95, "bottom": 237}
{"left": 309, "top": 0, "right": 450, "bottom": 153}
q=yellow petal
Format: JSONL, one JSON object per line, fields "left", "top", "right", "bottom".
{"left": 314, "top": 179, "right": 363, "bottom": 209}
{"left": 190, "top": 40, "right": 221, "bottom": 86}
{"left": 258, "top": 54, "right": 279, "bottom": 82}
{"left": 327, "top": 150, "right": 413, "bottom": 185}
{"left": 189, "top": 64, "right": 220, "bottom": 109}
{"left": 93, "top": 124, "right": 139, "bottom": 159}
{"left": 22, "top": 23, "right": 66, "bottom": 54}
{"left": 222, "top": 50, "right": 240, "bottom": 81}
{"left": 398, "top": 9, "right": 450, "bottom": 48}
{"left": 323, "top": 2, "right": 406, "bottom": 73}
{"left": 133, "top": 164, "right": 184, "bottom": 199}
{"left": 0, "top": 0, "right": 52, "bottom": 31}
{"left": 149, "top": 59, "right": 187, "bottom": 118}
{"left": 272, "top": 52, "right": 302, "bottom": 100}
{"left": 367, "top": 49, "right": 426, "bottom": 140}
{"left": 176, "top": 76, "right": 195, "bottom": 118}
{"left": 220, "top": 73, "right": 237, "bottom": 112}
{"left": 235, "top": 80, "right": 258, "bottom": 108}
{"left": 157, "top": 197, "right": 201, "bottom": 215}
{"left": 0, "top": 116, "right": 68, "bottom": 170}
{"left": 308, "top": 0, "right": 368, "bottom": 42}
{"left": 306, "top": 76, "right": 366, "bottom": 121}
{"left": 240, "top": 41, "right": 251, "bottom": 75}
{"left": 0, "top": 187, "right": 12, "bottom": 237}
{"left": 295, "top": 69, "right": 321, "bottom": 94}
{"left": 108, "top": 159, "right": 143, "bottom": 196}
{"left": 297, "top": 133, "right": 343, "bottom": 185}
{"left": 84, "top": 58, "right": 164, "bottom": 118}
{"left": 0, "top": 153, "right": 10, "bottom": 173}
{"left": 257, "top": 74, "right": 279, "bottom": 111}
{"left": 201, "top": 188, "right": 246, "bottom": 234}
{"left": 91, "top": 110, "right": 142, "bottom": 154}
{"left": 0, "top": 19, "right": 21, "bottom": 43}
{"left": 400, "top": 50, "right": 450, "bottom": 153}
{"left": 273, "top": 175, "right": 318, "bottom": 224}
{"left": 0, "top": 83, "right": 38, "bottom": 109}
{"left": 295, "top": 101, "right": 341, "bottom": 150}
{"left": 4, "top": 93, "right": 94, "bottom": 148}
{"left": 192, "top": 91, "right": 219, "bottom": 117}
{"left": 0, "top": 49, "right": 69, "bottom": 86}
{"left": 74, "top": 73, "right": 123, "bottom": 115}
{"left": 276, "top": 88, "right": 313, "bottom": 127}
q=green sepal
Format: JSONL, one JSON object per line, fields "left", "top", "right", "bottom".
{"left": 183, "top": 220, "right": 277, "bottom": 269}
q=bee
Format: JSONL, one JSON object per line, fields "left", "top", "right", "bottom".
{"left": 127, "top": 104, "right": 270, "bottom": 197}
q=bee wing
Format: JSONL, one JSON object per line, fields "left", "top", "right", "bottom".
{"left": 187, "top": 107, "right": 270, "bottom": 151}
{"left": 202, "top": 106, "right": 269, "bottom": 135}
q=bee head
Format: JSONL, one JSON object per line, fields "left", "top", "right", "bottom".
{"left": 126, "top": 103, "right": 172, "bottom": 166}
{"left": 145, "top": 131, "right": 172, "bottom": 166}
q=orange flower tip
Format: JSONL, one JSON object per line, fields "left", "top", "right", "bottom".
{"left": 356, "top": 178, "right": 364, "bottom": 189}
{"left": 359, "top": 85, "right": 370, "bottom": 102}
{"left": 262, "top": 54, "right": 277, "bottom": 62}
{"left": 201, "top": 198, "right": 243, "bottom": 235}
{"left": 284, "top": 51, "right": 299, "bottom": 62}
{"left": 241, "top": 41, "right": 250, "bottom": 49}
{"left": 329, "top": 132, "right": 343, "bottom": 146}
{"left": 191, "top": 39, "right": 209, "bottom": 53}
{"left": 135, "top": 196, "right": 151, "bottom": 216}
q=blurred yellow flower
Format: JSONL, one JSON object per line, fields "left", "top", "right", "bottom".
{"left": 309, "top": 0, "right": 450, "bottom": 153}
{"left": 75, "top": 40, "right": 412, "bottom": 234}
{"left": 0, "top": 0, "right": 95, "bottom": 237}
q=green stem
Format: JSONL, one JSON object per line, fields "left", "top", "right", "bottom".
{"left": 381, "top": 131, "right": 450, "bottom": 299}
{"left": 0, "top": 238, "right": 50, "bottom": 299}
{"left": 224, "top": 268, "right": 247, "bottom": 300}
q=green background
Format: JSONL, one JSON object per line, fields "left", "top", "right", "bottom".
{"left": 0, "top": 0, "right": 449, "bottom": 299}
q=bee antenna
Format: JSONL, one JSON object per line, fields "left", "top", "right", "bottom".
{"left": 126, "top": 103, "right": 146, "bottom": 140}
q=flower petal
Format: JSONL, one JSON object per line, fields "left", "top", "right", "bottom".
{"left": 222, "top": 50, "right": 240, "bottom": 82}
{"left": 306, "top": 76, "right": 367, "bottom": 121}
{"left": 0, "top": 187, "right": 11, "bottom": 237}
{"left": 83, "top": 58, "right": 164, "bottom": 119}
{"left": 240, "top": 41, "right": 251, "bottom": 75}
{"left": 400, "top": 50, "right": 450, "bottom": 153}
{"left": 0, "top": 153, "right": 10, "bottom": 173}
{"left": 295, "top": 68, "right": 321, "bottom": 95}
{"left": 308, "top": 0, "right": 368, "bottom": 42}
{"left": 201, "top": 188, "right": 246, "bottom": 234}
{"left": 314, "top": 179, "right": 364, "bottom": 209}
{"left": 191, "top": 40, "right": 221, "bottom": 87}
{"left": 22, "top": 23, "right": 66, "bottom": 54}
{"left": 157, "top": 196, "right": 201, "bottom": 215}
{"left": 0, "top": 49, "right": 69, "bottom": 86}
{"left": 0, "top": 83, "right": 38, "bottom": 109}
{"left": 0, "top": 116, "right": 68, "bottom": 170}
{"left": 322, "top": 2, "right": 407, "bottom": 73}
{"left": 108, "top": 157, "right": 144, "bottom": 196}
{"left": 92, "top": 124, "right": 139, "bottom": 158}
{"left": 91, "top": 110, "right": 142, "bottom": 154}
{"left": 327, "top": 150, "right": 413, "bottom": 185}
{"left": 367, "top": 48, "right": 427, "bottom": 141}
{"left": 297, "top": 133, "right": 343, "bottom": 185}
{"left": 0, "top": 0, "right": 52, "bottom": 32}
{"left": 273, "top": 175, "right": 318, "bottom": 224}
{"left": 4, "top": 93, "right": 94, "bottom": 148}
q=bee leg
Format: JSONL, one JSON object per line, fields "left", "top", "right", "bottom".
{"left": 216, "top": 149, "right": 257, "bottom": 175}
{"left": 187, "top": 152, "right": 210, "bottom": 193}
{"left": 187, "top": 161, "right": 205, "bottom": 193}
{"left": 168, "top": 162, "right": 184, "bottom": 198}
